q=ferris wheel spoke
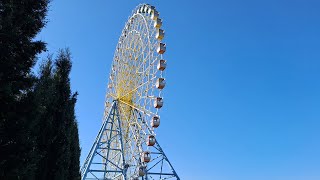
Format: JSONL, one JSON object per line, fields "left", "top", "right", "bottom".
{"left": 118, "top": 104, "right": 149, "bottom": 139}
{"left": 117, "top": 98, "right": 156, "bottom": 117}
{"left": 117, "top": 76, "right": 156, "bottom": 101}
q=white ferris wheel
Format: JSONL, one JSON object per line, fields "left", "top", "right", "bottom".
{"left": 81, "top": 4, "right": 179, "bottom": 180}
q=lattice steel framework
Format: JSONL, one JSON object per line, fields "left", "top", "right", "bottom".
{"left": 81, "top": 4, "right": 179, "bottom": 180}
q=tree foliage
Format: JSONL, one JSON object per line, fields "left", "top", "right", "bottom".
{"left": 0, "top": 1, "right": 81, "bottom": 179}
{"left": 34, "top": 50, "right": 81, "bottom": 180}
{"left": 0, "top": 0, "right": 49, "bottom": 178}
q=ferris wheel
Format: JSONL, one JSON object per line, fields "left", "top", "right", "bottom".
{"left": 81, "top": 4, "right": 179, "bottom": 180}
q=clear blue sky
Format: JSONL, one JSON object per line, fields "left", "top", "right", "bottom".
{"left": 37, "top": 0, "right": 320, "bottom": 179}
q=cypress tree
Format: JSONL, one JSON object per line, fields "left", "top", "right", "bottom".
{"left": 51, "top": 49, "right": 73, "bottom": 179}
{"left": 68, "top": 120, "right": 81, "bottom": 180}
{"left": 33, "top": 58, "right": 56, "bottom": 179}
{"left": 0, "top": 0, "right": 49, "bottom": 178}
{"left": 34, "top": 50, "right": 81, "bottom": 180}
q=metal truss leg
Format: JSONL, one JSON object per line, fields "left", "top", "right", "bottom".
{"left": 81, "top": 102, "right": 127, "bottom": 180}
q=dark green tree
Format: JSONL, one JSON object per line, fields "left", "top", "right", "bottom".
{"left": 68, "top": 120, "right": 81, "bottom": 180}
{"left": 32, "top": 58, "right": 56, "bottom": 180}
{"left": 0, "top": 0, "right": 49, "bottom": 178}
{"left": 34, "top": 50, "right": 81, "bottom": 180}
{"left": 0, "top": 0, "right": 81, "bottom": 178}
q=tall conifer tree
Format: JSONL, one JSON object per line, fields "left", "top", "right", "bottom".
{"left": 33, "top": 58, "right": 56, "bottom": 179}
{"left": 34, "top": 50, "right": 81, "bottom": 180}
{"left": 0, "top": 0, "right": 49, "bottom": 178}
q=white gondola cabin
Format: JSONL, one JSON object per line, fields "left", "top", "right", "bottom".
{"left": 144, "top": 5, "right": 149, "bottom": 13}
{"left": 151, "top": 10, "right": 159, "bottom": 20}
{"left": 146, "top": 135, "right": 156, "bottom": 146}
{"left": 109, "top": 74, "right": 114, "bottom": 80}
{"left": 151, "top": 116, "right": 160, "bottom": 128}
{"left": 157, "top": 43, "right": 166, "bottom": 54}
{"left": 138, "top": 166, "right": 145, "bottom": 176}
{"left": 156, "top": 29, "right": 165, "bottom": 40}
{"left": 143, "top": 5, "right": 148, "bottom": 13}
{"left": 141, "top": 151, "right": 151, "bottom": 163}
{"left": 139, "top": 6, "right": 144, "bottom": 13}
{"left": 105, "top": 102, "right": 111, "bottom": 108}
{"left": 154, "top": 18, "right": 162, "bottom": 28}
{"left": 157, "top": 59, "right": 167, "bottom": 71}
{"left": 147, "top": 6, "right": 155, "bottom": 14}
{"left": 156, "top": 78, "right": 166, "bottom": 89}
{"left": 154, "top": 97, "right": 163, "bottom": 108}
